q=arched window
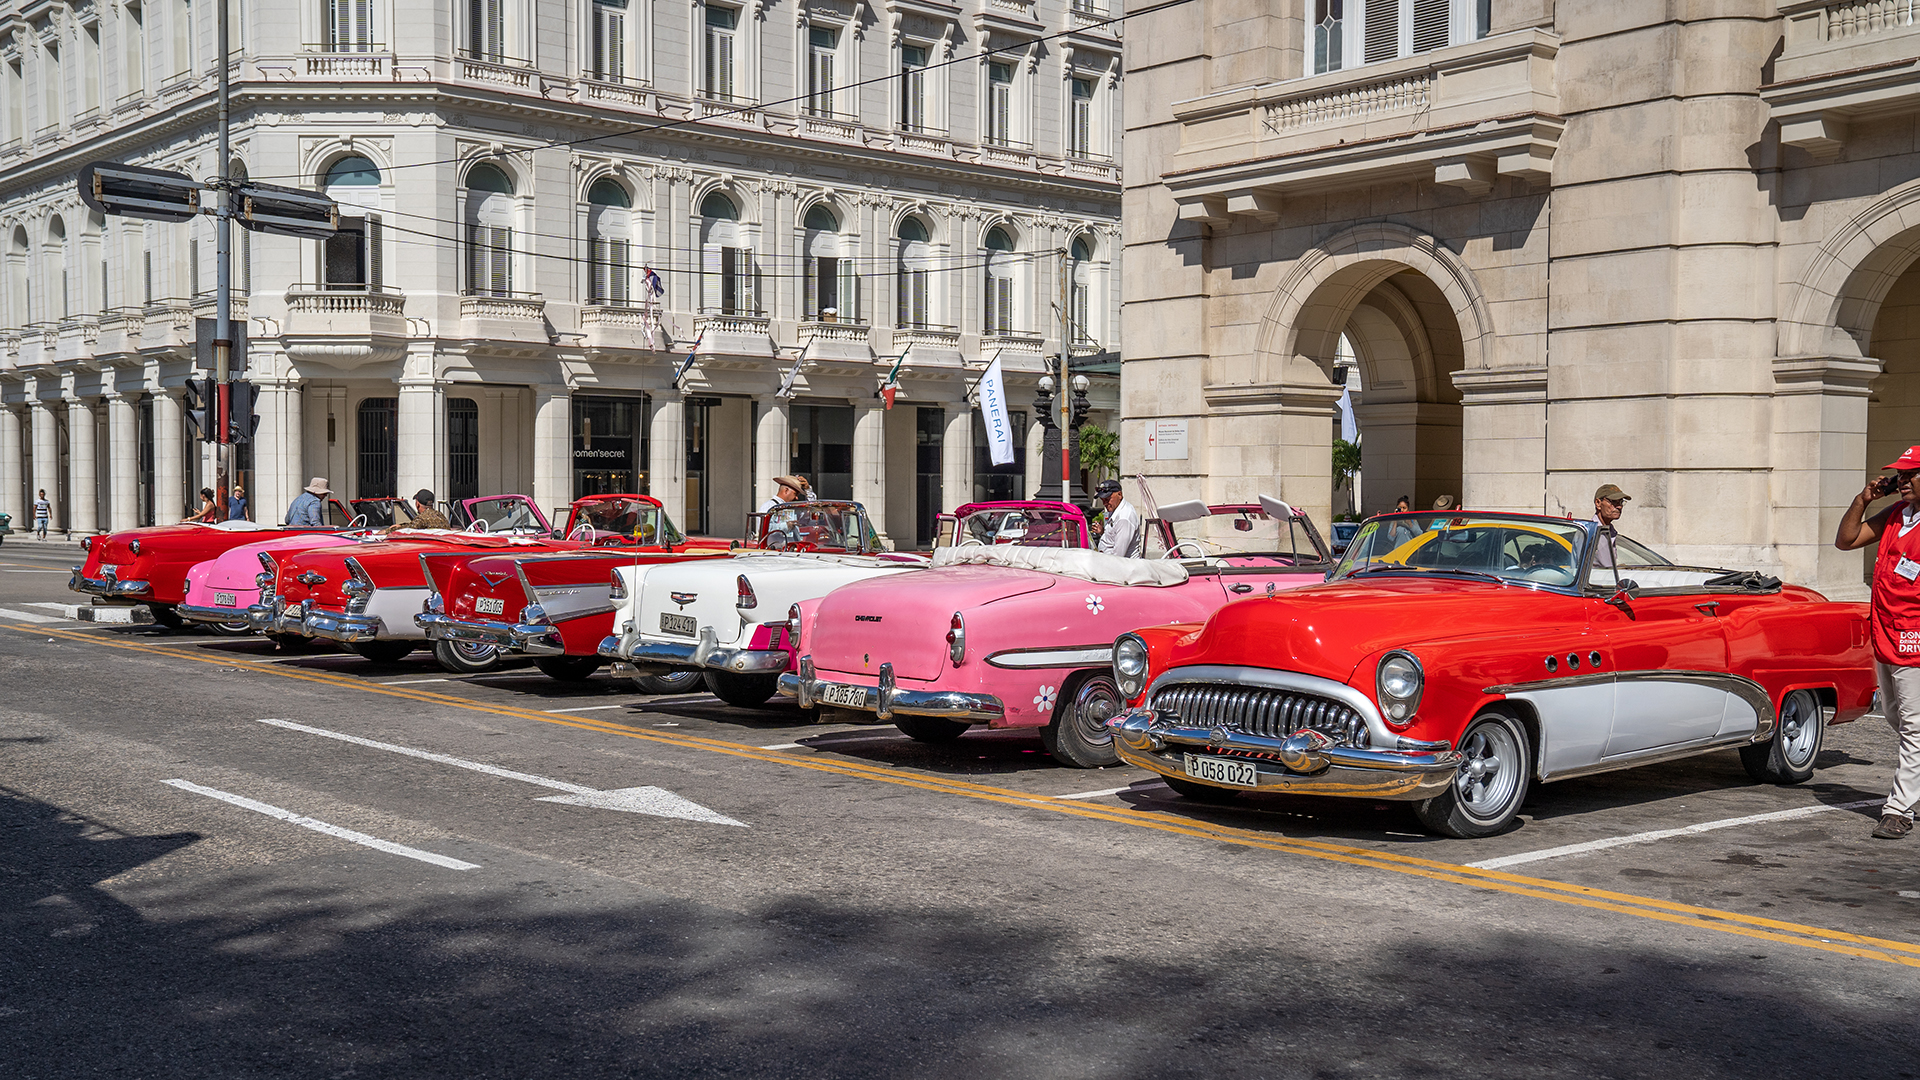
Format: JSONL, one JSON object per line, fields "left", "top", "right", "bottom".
{"left": 897, "top": 217, "right": 931, "bottom": 329}
{"left": 803, "top": 204, "right": 854, "bottom": 321}
{"left": 1069, "top": 236, "right": 1094, "bottom": 348}
{"left": 324, "top": 156, "right": 383, "bottom": 290}
{"left": 465, "top": 163, "right": 514, "bottom": 297}
{"left": 699, "top": 191, "right": 753, "bottom": 315}
{"left": 983, "top": 226, "right": 1015, "bottom": 334}
{"left": 47, "top": 217, "right": 68, "bottom": 320}
{"left": 586, "top": 178, "right": 632, "bottom": 304}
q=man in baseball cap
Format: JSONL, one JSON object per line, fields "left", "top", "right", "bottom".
{"left": 1837, "top": 446, "right": 1920, "bottom": 839}
{"left": 1090, "top": 478, "right": 1143, "bottom": 558}
{"left": 1591, "top": 483, "right": 1631, "bottom": 568}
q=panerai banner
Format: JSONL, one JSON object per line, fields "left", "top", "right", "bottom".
{"left": 978, "top": 353, "right": 1015, "bottom": 466}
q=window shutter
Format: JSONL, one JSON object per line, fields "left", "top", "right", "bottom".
{"left": 839, "top": 259, "right": 858, "bottom": 322}
{"left": 610, "top": 239, "right": 629, "bottom": 303}
{"left": 1410, "top": 0, "right": 1449, "bottom": 52}
{"left": 738, "top": 248, "right": 756, "bottom": 314}
{"left": 590, "top": 237, "right": 609, "bottom": 302}
{"left": 1071, "top": 282, "right": 1089, "bottom": 345}
{"left": 591, "top": 8, "right": 605, "bottom": 74}
{"left": 992, "top": 81, "right": 1009, "bottom": 144}
{"left": 607, "top": 11, "right": 623, "bottom": 79}
{"left": 466, "top": 223, "right": 483, "bottom": 294}
{"left": 804, "top": 256, "right": 819, "bottom": 317}
{"left": 1363, "top": 0, "right": 1398, "bottom": 63}
{"left": 1072, "top": 93, "right": 1091, "bottom": 155}
{"left": 910, "top": 270, "right": 927, "bottom": 326}
{"left": 367, "top": 216, "right": 383, "bottom": 288}
{"left": 352, "top": 0, "right": 371, "bottom": 49}
{"left": 489, "top": 227, "right": 511, "bottom": 295}
{"left": 702, "top": 245, "right": 720, "bottom": 311}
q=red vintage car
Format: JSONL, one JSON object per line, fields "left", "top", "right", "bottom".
{"left": 1107, "top": 510, "right": 1878, "bottom": 837}
{"left": 420, "top": 498, "right": 894, "bottom": 687}
{"left": 267, "top": 494, "right": 719, "bottom": 667}
{"left": 70, "top": 497, "right": 357, "bottom": 629}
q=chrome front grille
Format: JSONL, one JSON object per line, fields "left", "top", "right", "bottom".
{"left": 1150, "top": 683, "right": 1369, "bottom": 748}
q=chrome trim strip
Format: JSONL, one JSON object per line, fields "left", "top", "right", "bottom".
{"left": 69, "top": 566, "right": 153, "bottom": 598}
{"left": 1108, "top": 709, "right": 1460, "bottom": 801}
{"left": 782, "top": 663, "right": 1004, "bottom": 723}
{"left": 1484, "top": 668, "right": 1778, "bottom": 740}
{"left": 985, "top": 645, "right": 1113, "bottom": 669}
{"left": 177, "top": 603, "right": 256, "bottom": 627}
{"left": 1541, "top": 734, "right": 1761, "bottom": 783}
{"left": 415, "top": 612, "right": 564, "bottom": 655}
{"left": 304, "top": 608, "right": 385, "bottom": 643}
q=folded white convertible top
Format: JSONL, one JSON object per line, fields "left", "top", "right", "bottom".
{"left": 931, "top": 545, "right": 1189, "bottom": 586}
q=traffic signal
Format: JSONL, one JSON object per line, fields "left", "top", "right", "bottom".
{"left": 77, "top": 162, "right": 202, "bottom": 223}
{"left": 236, "top": 181, "right": 340, "bottom": 240}
{"left": 182, "top": 378, "right": 216, "bottom": 443}
{"left": 227, "top": 381, "right": 262, "bottom": 444}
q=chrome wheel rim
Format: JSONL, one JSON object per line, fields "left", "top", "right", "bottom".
{"left": 1071, "top": 677, "right": 1120, "bottom": 746}
{"left": 1779, "top": 692, "right": 1820, "bottom": 769}
{"left": 451, "top": 639, "right": 495, "bottom": 663}
{"left": 1455, "top": 720, "right": 1523, "bottom": 825}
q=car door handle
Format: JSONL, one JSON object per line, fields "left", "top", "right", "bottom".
{"left": 1229, "top": 583, "right": 1254, "bottom": 593}
{"left": 1695, "top": 601, "right": 1721, "bottom": 616}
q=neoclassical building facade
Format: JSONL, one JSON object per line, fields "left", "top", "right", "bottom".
{"left": 1124, "top": 0, "right": 1920, "bottom": 598}
{"left": 0, "top": 0, "right": 1122, "bottom": 546}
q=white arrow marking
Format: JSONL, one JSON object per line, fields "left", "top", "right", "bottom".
{"left": 536, "top": 787, "right": 747, "bottom": 826}
{"left": 255, "top": 717, "right": 746, "bottom": 827}
{"left": 162, "top": 779, "right": 480, "bottom": 870}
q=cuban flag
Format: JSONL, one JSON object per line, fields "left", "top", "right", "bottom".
{"left": 672, "top": 332, "right": 702, "bottom": 386}
{"left": 642, "top": 266, "right": 666, "bottom": 298}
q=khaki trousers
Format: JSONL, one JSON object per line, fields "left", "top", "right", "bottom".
{"left": 1875, "top": 662, "right": 1920, "bottom": 820}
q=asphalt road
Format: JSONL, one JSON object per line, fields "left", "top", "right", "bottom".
{"left": 2, "top": 538, "right": 1917, "bottom": 1078}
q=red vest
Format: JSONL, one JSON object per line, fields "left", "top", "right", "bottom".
{"left": 1871, "top": 507, "right": 1920, "bottom": 665}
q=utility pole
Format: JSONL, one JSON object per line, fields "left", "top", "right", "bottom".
{"left": 213, "top": 0, "right": 235, "bottom": 504}
{"left": 1058, "top": 247, "right": 1071, "bottom": 499}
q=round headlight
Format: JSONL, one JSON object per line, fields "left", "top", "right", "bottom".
{"left": 1375, "top": 650, "right": 1424, "bottom": 725}
{"left": 1113, "top": 634, "right": 1149, "bottom": 701}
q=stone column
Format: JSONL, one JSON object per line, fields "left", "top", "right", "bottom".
{"left": 67, "top": 399, "right": 99, "bottom": 535}
{"left": 1023, "top": 412, "right": 1045, "bottom": 499}
{"left": 852, "top": 397, "right": 888, "bottom": 546}
{"left": 754, "top": 394, "right": 790, "bottom": 507}
{"left": 941, "top": 403, "right": 972, "bottom": 512}
{"left": 0, "top": 405, "right": 23, "bottom": 525}
{"left": 396, "top": 374, "right": 445, "bottom": 504}
{"left": 532, "top": 384, "right": 572, "bottom": 525}
{"left": 106, "top": 393, "right": 140, "bottom": 531}
{"left": 1771, "top": 355, "right": 1880, "bottom": 600}
{"left": 254, "top": 378, "right": 303, "bottom": 525}
{"left": 152, "top": 389, "right": 185, "bottom": 523}
{"left": 649, "top": 388, "right": 687, "bottom": 524}
{"left": 31, "top": 401, "right": 62, "bottom": 533}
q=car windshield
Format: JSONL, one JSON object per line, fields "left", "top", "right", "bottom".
{"left": 466, "top": 497, "right": 548, "bottom": 534}
{"left": 351, "top": 499, "right": 412, "bottom": 528}
{"left": 763, "top": 503, "right": 875, "bottom": 551}
{"left": 567, "top": 498, "right": 683, "bottom": 545}
{"left": 951, "top": 507, "right": 1083, "bottom": 548}
{"left": 1332, "top": 513, "right": 1592, "bottom": 587}
{"left": 1149, "top": 507, "right": 1326, "bottom": 563}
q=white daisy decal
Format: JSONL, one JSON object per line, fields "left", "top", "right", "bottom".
{"left": 1085, "top": 594, "right": 1105, "bottom": 614}
{"left": 1033, "top": 684, "right": 1058, "bottom": 711}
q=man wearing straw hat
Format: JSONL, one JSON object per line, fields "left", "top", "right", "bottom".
{"left": 287, "top": 477, "right": 331, "bottom": 528}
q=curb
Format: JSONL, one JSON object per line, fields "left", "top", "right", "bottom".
{"left": 41, "top": 603, "right": 154, "bottom": 625}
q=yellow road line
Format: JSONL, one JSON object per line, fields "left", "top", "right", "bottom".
{"left": 23, "top": 622, "right": 1920, "bottom": 968}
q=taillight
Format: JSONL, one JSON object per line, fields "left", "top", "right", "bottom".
{"left": 947, "top": 611, "right": 965, "bottom": 666}
{"left": 128, "top": 539, "right": 141, "bottom": 555}
{"left": 256, "top": 552, "right": 278, "bottom": 597}
{"left": 787, "top": 603, "right": 802, "bottom": 642}
{"left": 81, "top": 536, "right": 93, "bottom": 552}
{"left": 609, "top": 569, "right": 627, "bottom": 601}
{"left": 736, "top": 574, "right": 757, "bottom": 610}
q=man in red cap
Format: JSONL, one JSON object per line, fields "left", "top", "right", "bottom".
{"left": 1836, "top": 446, "right": 1920, "bottom": 839}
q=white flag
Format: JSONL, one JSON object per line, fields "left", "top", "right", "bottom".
{"left": 978, "top": 353, "right": 1015, "bottom": 466}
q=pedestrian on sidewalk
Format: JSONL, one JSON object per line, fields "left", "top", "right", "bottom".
{"left": 1835, "top": 446, "right": 1920, "bottom": 840}
{"left": 32, "top": 488, "right": 49, "bottom": 539}
{"left": 228, "top": 484, "right": 249, "bottom": 521}
{"left": 185, "top": 488, "right": 220, "bottom": 523}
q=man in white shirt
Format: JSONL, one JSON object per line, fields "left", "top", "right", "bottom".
{"left": 1090, "top": 479, "right": 1143, "bottom": 559}
{"left": 1590, "top": 483, "right": 1630, "bottom": 569}
{"left": 758, "top": 475, "right": 807, "bottom": 514}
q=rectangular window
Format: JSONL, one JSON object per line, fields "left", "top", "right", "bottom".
{"left": 174, "top": 0, "right": 193, "bottom": 76}
{"left": 469, "top": 0, "right": 504, "bottom": 61}
{"left": 124, "top": 5, "right": 146, "bottom": 94}
{"left": 899, "top": 45, "right": 927, "bottom": 131}
{"left": 328, "top": 0, "right": 374, "bottom": 51}
{"left": 704, "top": 6, "right": 737, "bottom": 100}
{"left": 43, "top": 45, "right": 62, "bottom": 129}
{"left": 806, "top": 25, "right": 837, "bottom": 117}
{"left": 985, "top": 275, "right": 1012, "bottom": 334}
{"left": 448, "top": 398, "right": 480, "bottom": 500}
{"left": 572, "top": 395, "right": 649, "bottom": 498}
{"left": 805, "top": 255, "right": 836, "bottom": 318}
{"left": 82, "top": 27, "right": 101, "bottom": 114}
{"left": 985, "top": 62, "right": 1013, "bottom": 147}
{"left": 701, "top": 245, "right": 754, "bottom": 314}
{"left": 898, "top": 267, "right": 928, "bottom": 327}
{"left": 971, "top": 409, "right": 1027, "bottom": 503}
{"left": 915, "top": 407, "right": 943, "bottom": 546}
{"left": 143, "top": 245, "right": 153, "bottom": 304}
{"left": 5, "top": 59, "right": 21, "bottom": 144}
{"left": 1069, "top": 76, "right": 1094, "bottom": 157}
{"left": 466, "top": 224, "right": 512, "bottom": 296}
{"left": 1071, "top": 277, "right": 1090, "bottom": 346}
{"left": 1326, "top": 0, "right": 1483, "bottom": 72}
{"left": 590, "top": 0, "right": 626, "bottom": 80}
{"left": 589, "top": 237, "right": 630, "bottom": 303}
{"left": 356, "top": 398, "right": 398, "bottom": 500}
{"left": 789, "top": 404, "right": 854, "bottom": 500}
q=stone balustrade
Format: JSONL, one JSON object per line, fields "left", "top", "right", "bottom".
{"left": 1771, "top": 1, "right": 1920, "bottom": 157}
{"left": 459, "top": 293, "right": 546, "bottom": 322}
{"left": 287, "top": 289, "right": 406, "bottom": 318}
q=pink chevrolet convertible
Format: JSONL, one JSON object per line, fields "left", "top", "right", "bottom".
{"left": 180, "top": 532, "right": 362, "bottom": 637}
{"left": 782, "top": 497, "right": 1334, "bottom": 767}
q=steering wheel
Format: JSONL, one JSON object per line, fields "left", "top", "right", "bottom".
{"left": 568, "top": 524, "right": 595, "bottom": 541}
{"left": 467, "top": 519, "right": 489, "bottom": 534}
{"left": 766, "top": 533, "right": 789, "bottom": 551}
{"left": 347, "top": 514, "right": 368, "bottom": 530}
{"left": 958, "top": 538, "right": 985, "bottom": 547}
{"left": 1165, "top": 540, "right": 1207, "bottom": 559}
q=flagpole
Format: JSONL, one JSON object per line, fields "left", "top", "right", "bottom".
{"left": 1058, "top": 248, "right": 1071, "bottom": 501}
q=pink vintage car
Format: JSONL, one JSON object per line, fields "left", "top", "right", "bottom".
{"left": 781, "top": 497, "right": 1335, "bottom": 767}
{"left": 179, "top": 532, "right": 363, "bottom": 637}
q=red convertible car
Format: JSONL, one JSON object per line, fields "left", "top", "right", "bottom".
{"left": 266, "top": 493, "right": 721, "bottom": 667}
{"left": 71, "top": 497, "right": 357, "bottom": 628}
{"left": 1107, "top": 510, "right": 1877, "bottom": 837}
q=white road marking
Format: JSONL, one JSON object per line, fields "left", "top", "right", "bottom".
{"left": 803, "top": 734, "right": 907, "bottom": 747}
{"left": 161, "top": 778, "right": 479, "bottom": 870}
{"left": 1467, "top": 799, "right": 1885, "bottom": 870}
{"left": 379, "top": 677, "right": 453, "bottom": 686}
{"left": 760, "top": 742, "right": 803, "bottom": 750}
{"left": 1055, "top": 783, "right": 1162, "bottom": 800}
{"left": 238, "top": 653, "right": 361, "bottom": 664}
{"left": 542, "top": 704, "right": 628, "bottom": 713}
{"left": 254, "top": 717, "right": 746, "bottom": 826}
{"left": 0, "top": 606, "right": 65, "bottom": 623}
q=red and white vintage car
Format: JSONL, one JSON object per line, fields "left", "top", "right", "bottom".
{"left": 1107, "top": 510, "right": 1878, "bottom": 837}
{"left": 267, "top": 494, "right": 719, "bottom": 666}
{"left": 70, "top": 497, "right": 356, "bottom": 628}
{"left": 783, "top": 499, "right": 1334, "bottom": 767}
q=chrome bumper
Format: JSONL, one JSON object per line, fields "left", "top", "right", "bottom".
{"left": 177, "top": 602, "right": 259, "bottom": 628}
{"left": 1107, "top": 708, "right": 1463, "bottom": 801}
{"left": 69, "top": 566, "right": 152, "bottom": 598}
{"left": 304, "top": 606, "right": 384, "bottom": 644}
{"left": 416, "top": 612, "right": 564, "bottom": 655}
{"left": 596, "top": 627, "right": 790, "bottom": 674}
{"left": 260, "top": 599, "right": 312, "bottom": 636}
{"left": 777, "top": 655, "right": 1004, "bottom": 723}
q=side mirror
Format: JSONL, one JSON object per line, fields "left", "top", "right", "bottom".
{"left": 1605, "top": 587, "right": 1636, "bottom": 619}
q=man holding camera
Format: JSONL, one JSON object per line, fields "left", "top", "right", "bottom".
{"left": 1835, "top": 446, "right": 1920, "bottom": 840}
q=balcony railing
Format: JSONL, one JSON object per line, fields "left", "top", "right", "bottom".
{"left": 304, "top": 45, "right": 392, "bottom": 77}
{"left": 894, "top": 324, "right": 962, "bottom": 352}
{"left": 582, "top": 76, "right": 649, "bottom": 107}
{"left": 1772, "top": 1, "right": 1920, "bottom": 155}
{"left": 460, "top": 292, "right": 546, "bottom": 321}
{"left": 286, "top": 286, "right": 406, "bottom": 318}
{"left": 457, "top": 50, "right": 536, "bottom": 89}
{"left": 798, "top": 319, "right": 873, "bottom": 343}
{"left": 693, "top": 311, "right": 772, "bottom": 336}
{"left": 982, "top": 331, "right": 1045, "bottom": 354}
